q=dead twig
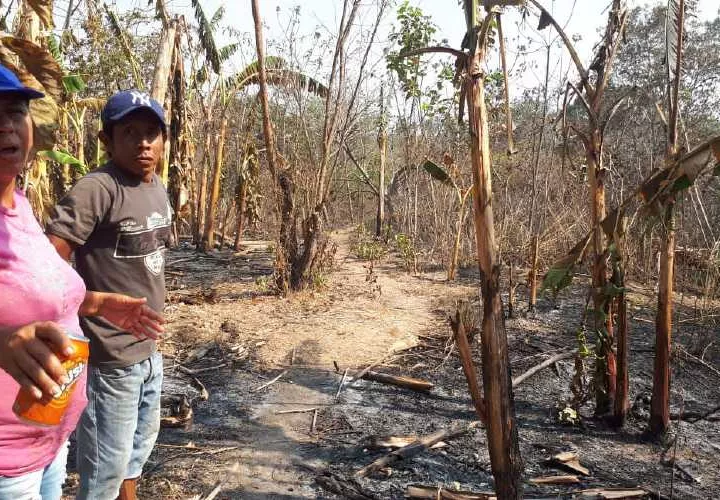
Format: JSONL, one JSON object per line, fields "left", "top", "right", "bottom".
{"left": 406, "top": 485, "right": 495, "bottom": 499}
{"left": 274, "top": 407, "right": 317, "bottom": 415}
{"left": 512, "top": 351, "right": 575, "bottom": 387}
{"left": 177, "top": 363, "right": 228, "bottom": 376}
{"left": 355, "top": 422, "right": 477, "bottom": 478}
{"left": 201, "top": 480, "right": 223, "bottom": 500}
{"left": 251, "top": 370, "right": 287, "bottom": 393}
{"left": 335, "top": 368, "right": 350, "bottom": 400}
{"left": 311, "top": 408, "right": 318, "bottom": 433}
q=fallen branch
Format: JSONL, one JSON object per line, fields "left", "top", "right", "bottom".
{"left": 512, "top": 351, "right": 575, "bottom": 387}
{"left": 251, "top": 370, "right": 287, "bottom": 393}
{"left": 364, "top": 435, "right": 447, "bottom": 450}
{"left": 274, "top": 407, "right": 317, "bottom": 415}
{"left": 353, "top": 369, "right": 434, "bottom": 392}
{"left": 200, "top": 481, "right": 223, "bottom": 500}
{"left": 406, "top": 485, "right": 495, "bottom": 499}
{"left": 355, "top": 422, "right": 477, "bottom": 478}
{"left": 450, "top": 310, "right": 486, "bottom": 422}
{"left": 177, "top": 363, "right": 228, "bottom": 376}
{"left": 676, "top": 345, "right": 720, "bottom": 379}
{"left": 349, "top": 351, "right": 394, "bottom": 386}
{"left": 574, "top": 487, "right": 647, "bottom": 498}
{"left": 529, "top": 475, "right": 580, "bottom": 485}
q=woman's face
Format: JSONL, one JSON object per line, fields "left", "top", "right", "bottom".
{"left": 0, "top": 94, "right": 32, "bottom": 185}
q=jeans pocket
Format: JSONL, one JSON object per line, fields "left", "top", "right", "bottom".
{"left": 96, "top": 365, "right": 134, "bottom": 380}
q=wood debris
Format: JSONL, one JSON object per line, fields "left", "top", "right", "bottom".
{"left": 352, "top": 369, "right": 434, "bottom": 392}
{"left": 364, "top": 435, "right": 446, "bottom": 450}
{"left": 546, "top": 451, "right": 590, "bottom": 476}
{"left": 160, "top": 395, "right": 193, "bottom": 430}
{"left": 355, "top": 422, "right": 477, "bottom": 478}
{"left": 406, "top": 485, "right": 496, "bottom": 499}
{"left": 576, "top": 487, "right": 647, "bottom": 498}
{"left": 529, "top": 475, "right": 580, "bottom": 484}
{"left": 251, "top": 370, "right": 287, "bottom": 392}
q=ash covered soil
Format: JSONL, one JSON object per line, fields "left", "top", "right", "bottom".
{"left": 63, "top": 229, "right": 720, "bottom": 499}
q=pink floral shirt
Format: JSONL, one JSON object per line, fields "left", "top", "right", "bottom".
{"left": 0, "top": 190, "right": 87, "bottom": 477}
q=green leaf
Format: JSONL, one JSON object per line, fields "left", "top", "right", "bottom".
{"left": 541, "top": 265, "right": 574, "bottom": 296}
{"left": 38, "top": 149, "right": 87, "bottom": 174}
{"left": 421, "top": 160, "right": 455, "bottom": 187}
{"left": 62, "top": 75, "right": 86, "bottom": 94}
{"left": 713, "top": 162, "right": 720, "bottom": 176}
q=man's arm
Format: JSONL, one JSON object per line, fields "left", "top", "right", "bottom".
{"left": 47, "top": 233, "right": 77, "bottom": 262}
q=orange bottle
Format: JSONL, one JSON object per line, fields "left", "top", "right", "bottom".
{"left": 13, "top": 333, "right": 89, "bottom": 426}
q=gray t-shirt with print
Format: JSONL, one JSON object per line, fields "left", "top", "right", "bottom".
{"left": 46, "top": 162, "right": 171, "bottom": 368}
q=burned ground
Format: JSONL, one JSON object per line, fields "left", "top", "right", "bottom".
{"left": 63, "top": 230, "right": 719, "bottom": 499}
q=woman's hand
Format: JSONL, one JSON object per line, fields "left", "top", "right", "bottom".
{"left": 0, "top": 322, "right": 74, "bottom": 402}
{"left": 95, "top": 293, "right": 165, "bottom": 340}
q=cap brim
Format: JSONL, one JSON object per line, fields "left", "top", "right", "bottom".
{"left": 106, "top": 106, "right": 167, "bottom": 131}
{"left": 0, "top": 86, "right": 45, "bottom": 100}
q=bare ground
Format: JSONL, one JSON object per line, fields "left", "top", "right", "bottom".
{"left": 63, "top": 228, "right": 720, "bottom": 499}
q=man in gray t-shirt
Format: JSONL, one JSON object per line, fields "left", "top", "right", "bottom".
{"left": 47, "top": 90, "right": 169, "bottom": 500}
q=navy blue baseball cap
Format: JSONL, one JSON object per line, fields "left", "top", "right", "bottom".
{"left": 101, "top": 89, "right": 166, "bottom": 133}
{"left": 0, "top": 64, "right": 44, "bottom": 99}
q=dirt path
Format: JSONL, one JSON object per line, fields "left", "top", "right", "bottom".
{"left": 141, "top": 228, "right": 475, "bottom": 498}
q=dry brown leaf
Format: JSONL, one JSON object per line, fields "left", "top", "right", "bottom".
{"left": 1, "top": 36, "right": 63, "bottom": 101}
{"left": 26, "top": 0, "right": 54, "bottom": 28}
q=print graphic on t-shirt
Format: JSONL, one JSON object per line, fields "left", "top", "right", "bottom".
{"left": 144, "top": 250, "right": 164, "bottom": 275}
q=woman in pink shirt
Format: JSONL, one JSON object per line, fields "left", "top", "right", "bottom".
{"left": 0, "top": 66, "right": 164, "bottom": 498}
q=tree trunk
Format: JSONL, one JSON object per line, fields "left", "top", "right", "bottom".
{"left": 466, "top": 54, "right": 522, "bottom": 499}
{"left": 650, "top": 204, "right": 675, "bottom": 435}
{"left": 194, "top": 136, "right": 210, "bottom": 247}
{"left": 150, "top": 18, "right": 178, "bottom": 183}
{"left": 376, "top": 99, "right": 387, "bottom": 237}
{"left": 497, "top": 14, "right": 515, "bottom": 155}
{"left": 202, "top": 117, "right": 228, "bottom": 251}
{"left": 649, "top": 0, "right": 683, "bottom": 438}
{"left": 234, "top": 180, "right": 248, "bottom": 251}
{"left": 219, "top": 200, "right": 234, "bottom": 250}
{"left": 612, "top": 259, "right": 629, "bottom": 427}
{"left": 508, "top": 261, "right": 515, "bottom": 319}
{"left": 528, "top": 235, "right": 539, "bottom": 312}
{"left": 587, "top": 131, "right": 615, "bottom": 416}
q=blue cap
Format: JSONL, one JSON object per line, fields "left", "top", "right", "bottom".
{"left": 0, "top": 64, "right": 44, "bottom": 99}
{"left": 101, "top": 89, "right": 166, "bottom": 133}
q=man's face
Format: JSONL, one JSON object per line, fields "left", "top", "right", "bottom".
{"left": 103, "top": 108, "right": 165, "bottom": 181}
{"left": 0, "top": 95, "right": 32, "bottom": 184}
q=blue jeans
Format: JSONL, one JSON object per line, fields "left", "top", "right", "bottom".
{"left": 0, "top": 441, "right": 68, "bottom": 500}
{"left": 75, "top": 351, "right": 162, "bottom": 500}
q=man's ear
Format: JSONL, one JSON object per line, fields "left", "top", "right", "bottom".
{"left": 99, "top": 130, "right": 112, "bottom": 156}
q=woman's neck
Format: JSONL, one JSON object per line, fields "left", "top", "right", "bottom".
{"left": 0, "top": 178, "right": 16, "bottom": 209}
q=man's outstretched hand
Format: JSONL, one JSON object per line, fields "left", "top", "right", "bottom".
{"left": 95, "top": 293, "right": 165, "bottom": 340}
